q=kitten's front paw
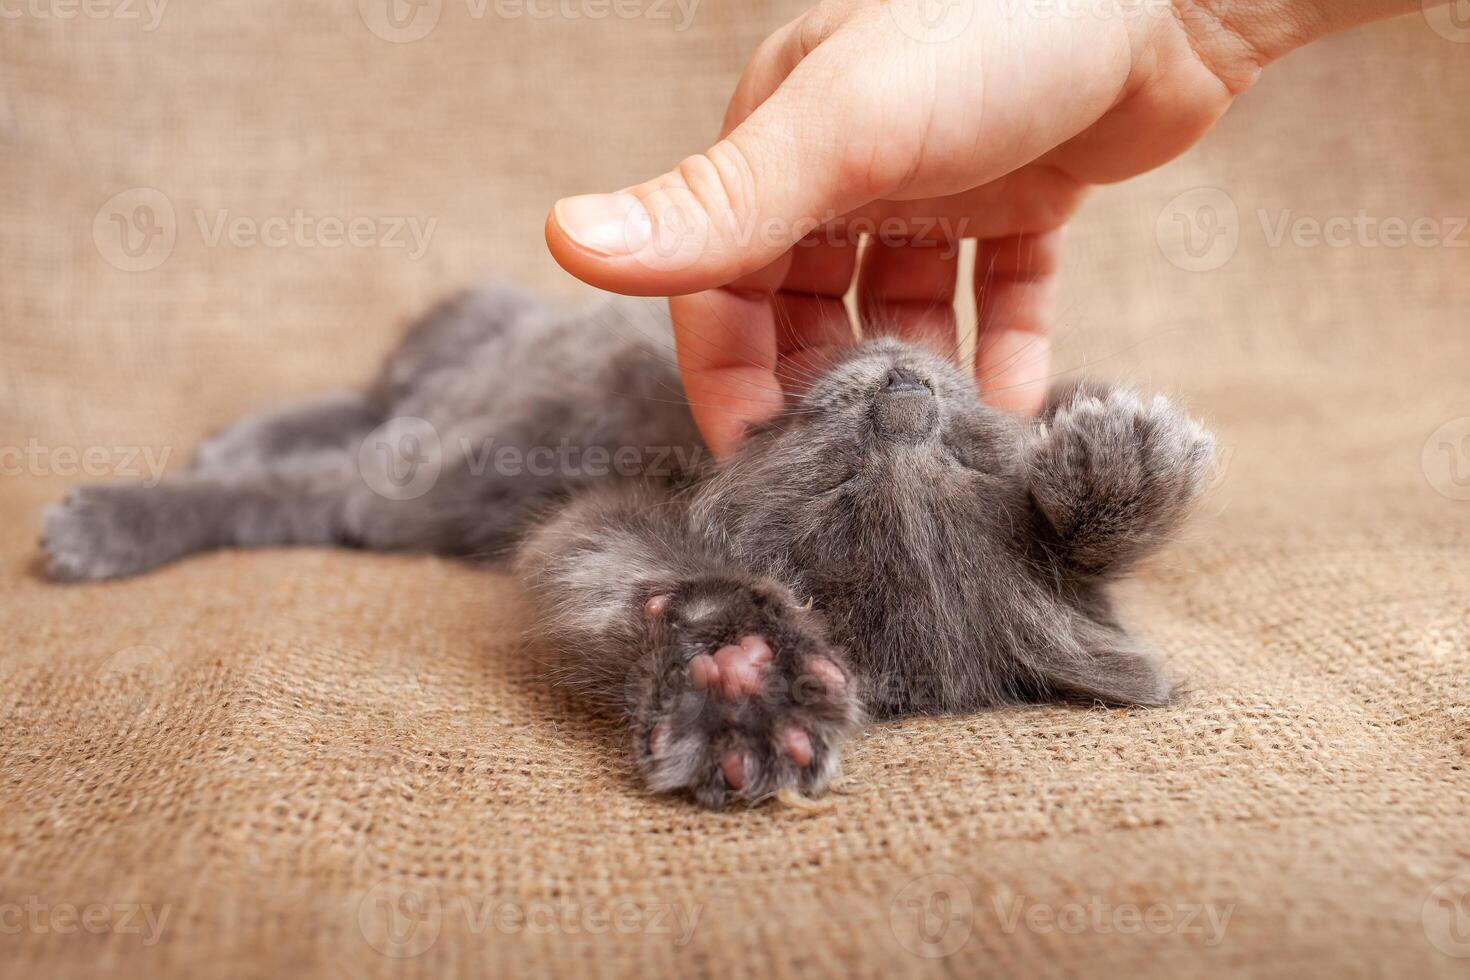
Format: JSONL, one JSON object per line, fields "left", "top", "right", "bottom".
{"left": 41, "top": 485, "right": 170, "bottom": 581}
{"left": 631, "top": 579, "right": 862, "bottom": 809}
{"left": 1029, "top": 388, "right": 1215, "bottom": 573}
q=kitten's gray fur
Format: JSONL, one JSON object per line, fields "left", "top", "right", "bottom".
{"left": 41, "top": 282, "right": 1215, "bottom": 808}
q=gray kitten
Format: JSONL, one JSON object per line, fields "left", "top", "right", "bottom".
{"left": 41, "top": 282, "right": 1215, "bottom": 808}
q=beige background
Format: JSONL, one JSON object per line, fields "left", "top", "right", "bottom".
{"left": 1, "top": 1, "right": 1468, "bottom": 977}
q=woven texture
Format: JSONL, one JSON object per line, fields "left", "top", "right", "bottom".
{"left": 2, "top": 4, "right": 1468, "bottom": 977}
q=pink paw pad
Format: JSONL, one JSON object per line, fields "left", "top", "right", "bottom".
{"left": 779, "top": 726, "right": 813, "bottom": 767}
{"left": 720, "top": 749, "right": 749, "bottom": 789}
{"left": 643, "top": 593, "right": 672, "bottom": 618}
{"left": 688, "top": 654, "right": 719, "bottom": 691}
{"left": 712, "top": 635, "right": 773, "bottom": 700}
{"left": 807, "top": 656, "right": 846, "bottom": 692}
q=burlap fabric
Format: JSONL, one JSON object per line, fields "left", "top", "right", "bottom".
{"left": 2, "top": 3, "right": 1467, "bottom": 977}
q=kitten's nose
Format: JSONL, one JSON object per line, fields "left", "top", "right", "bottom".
{"left": 882, "top": 367, "right": 927, "bottom": 393}
{"left": 874, "top": 366, "right": 937, "bottom": 439}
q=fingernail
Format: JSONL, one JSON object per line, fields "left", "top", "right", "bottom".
{"left": 553, "top": 192, "right": 650, "bottom": 256}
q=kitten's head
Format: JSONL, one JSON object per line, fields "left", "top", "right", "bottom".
{"left": 703, "top": 336, "right": 1026, "bottom": 502}
{"left": 693, "top": 336, "right": 1029, "bottom": 565}
{"left": 690, "top": 336, "right": 1035, "bottom": 712}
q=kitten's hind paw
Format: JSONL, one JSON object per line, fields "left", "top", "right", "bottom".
{"left": 631, "top": 578, "right": 863, "bottom": 809}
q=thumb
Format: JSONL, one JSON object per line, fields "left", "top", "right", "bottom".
{"left": 545, "top": 61, "right": 874, "bottom": 296}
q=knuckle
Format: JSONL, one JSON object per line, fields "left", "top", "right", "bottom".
{"left": 798, "top": 2, "right": 843, "bottom": 56}
{"left": 671, "top": 143, "right": 759, "bottom": 242}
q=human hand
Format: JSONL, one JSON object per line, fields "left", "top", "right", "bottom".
{"left": 546, "top": 0, "right": 1418, "bottom": 456}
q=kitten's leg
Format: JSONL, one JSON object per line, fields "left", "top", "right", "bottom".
{"left": 39, "top": 450, "right": 435, "bottom": 581}
{"left": 45, "top": 382, "right": 403, "bottom": 580}
{"left": 1025, "top": 385, "right": 1215, "bottom": 577}
{"left": 43, "top": 466, "right": 332, "bottom": 581}
{"left": 43, "top": 281, "right": 552, "bottom": 581}
{"left": 371, "top": 281, "right": 539, "bottom": 404}
{"left": 517, "top": 487, "right": 864, "bottom": 808}
{"left": 193, "top": 391, "right": 381, "bottom": 476}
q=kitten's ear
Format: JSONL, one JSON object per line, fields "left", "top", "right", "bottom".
{"left": 1034, "top": 630, "right": 1175, "bottom": 707}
